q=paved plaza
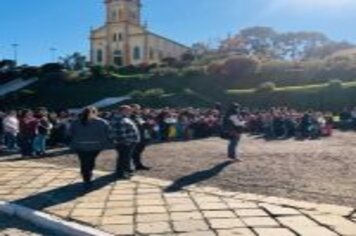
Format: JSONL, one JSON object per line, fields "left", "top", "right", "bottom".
{"left": 0, "top": 159, "right": 355, "bottom": 236}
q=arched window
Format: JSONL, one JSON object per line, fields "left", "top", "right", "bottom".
{"left": 97, "top": 49, "right": 103, "bottom": 63}
{"left": 133, "top": 46, "right": 141, "bottom": 60}
{"left": 118, "top": 33, "right": 123, "bottom": 42}
{"left": 113, "top": 33, "right": 117, "bottom": 42}
{"left": 119, "top": 9, "right": 124, "bottom": 21}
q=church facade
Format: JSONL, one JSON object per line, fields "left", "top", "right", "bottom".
{"left": 90, "top": 0, "right": 189, "bottom": 66}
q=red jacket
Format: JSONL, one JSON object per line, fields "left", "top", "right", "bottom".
{"left": 20, "top": 117, "right": 38, "bottom": 136}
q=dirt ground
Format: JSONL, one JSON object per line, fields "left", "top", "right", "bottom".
{"left": 10, "top": 131, "right": 356, "bottom": 208}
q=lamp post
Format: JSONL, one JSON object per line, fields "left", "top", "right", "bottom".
{"left": 11, "top": 43, "right": 19, "bottom": 65}
{"left": 50, "top": 47, "right": 57, "bottom": 62}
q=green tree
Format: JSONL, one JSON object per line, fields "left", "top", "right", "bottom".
{"left": 59, "top": 52, "right": 87, "bottom": 71}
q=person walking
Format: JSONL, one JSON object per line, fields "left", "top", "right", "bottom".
{"left": 111, "top": 105, "right": 140, "bottom": 179}
{"left": 222, "top": 103, "right": 245, "bottom": 161}
{"left": 70, "top": 107, "right": 110, "bottom": 189}
{"left": 131, "top": 104, "right": 151, "bottom": 171}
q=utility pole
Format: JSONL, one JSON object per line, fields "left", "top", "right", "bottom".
{"left": 11, "top": 43, "right": 19, "bottom": 65}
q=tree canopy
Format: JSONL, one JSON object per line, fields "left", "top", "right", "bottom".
{"left": 218, "top": 26, "right": 355, "bottom": 61}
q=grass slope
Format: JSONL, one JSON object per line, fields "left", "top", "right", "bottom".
{"left": 5, "top": 75, "right": 224, "bottom": 109}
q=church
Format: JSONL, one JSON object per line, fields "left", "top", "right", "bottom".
{"left": 90, "top": 0, "right": 189, "bottom": 67}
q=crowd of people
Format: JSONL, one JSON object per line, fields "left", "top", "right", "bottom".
{"left": 1, "top": 104, "right": 356, "bottom": 187}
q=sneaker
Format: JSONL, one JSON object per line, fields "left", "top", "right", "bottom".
{"left": 115, "top": 172, "right": 132, "bottom": 180}
{"left": 136, "top": 165, "right": 151, "bottom": 171}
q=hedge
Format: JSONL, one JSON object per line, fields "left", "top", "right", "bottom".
{"left": 226, "top": 82, "right": 356, "bottom": 110}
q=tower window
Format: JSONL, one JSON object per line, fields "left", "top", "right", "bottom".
{"left": 111, "top": 11, "right": 117, "bottom": 21}
{"left": 113, "top": 33, "right": 117, "bottom": 42}
{"left": 118, "top": 33, "right": 123, "bottom": 41}
{"left": 97, "top": 49, "right": 103, "bottom": 63}
{"left": 133, "top": 46, "right": 141, "bottom": 60}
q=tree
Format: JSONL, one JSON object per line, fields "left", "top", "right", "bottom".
{"left": 219, "top": 35, "right": 247, "bottom": 54}
{"left": 216, "top": 27, "right": 347, "bottom": 61}
{"left": 238, "top": 27, "right": 279, "bottom": 59}
{"left": 181, "top": 52, "right": 195, "bottom": 63}
{"left": 304, "top": 41, "right": 355, "bottom": 60}
{"left": 59, "top": 52, "right": 87, "bottom": 71}
{"left": 0, "top": 60, "right": 16, "bottom": 72}
{"left": 191, "top": 42, "right": 211, "bottom": 57}
{"left": 221, "top": 56, "right": 260, "bottom": 77}
{"left": 275, "top": 31, "right": 329, "bottom": 61}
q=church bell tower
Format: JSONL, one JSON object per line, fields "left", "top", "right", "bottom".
{"left": 105, "top": 0, "right": 141, "bottom": 25}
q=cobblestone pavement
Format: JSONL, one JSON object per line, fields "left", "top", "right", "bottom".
{"left": 0, "top": 213, "right": 54, "bottom": 236}
{"left": 0, "top": 160, "right": 355, "bottom": 236}
{"left": 22, "top": 132, "right": 356, "bottom": 207}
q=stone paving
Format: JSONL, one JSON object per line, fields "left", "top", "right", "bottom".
{"left": 0, "top": 160, "right": 355, "bottom": 236}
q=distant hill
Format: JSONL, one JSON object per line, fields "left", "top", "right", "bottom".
{"left": 329, "top": 48, "right": 356, "bottom": 59}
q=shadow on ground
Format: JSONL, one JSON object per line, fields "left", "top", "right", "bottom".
{"left": 164, "top": 160, "right": 234, "bottom": 192}
{"left": 12, "top": 174, "right": 117, "bottom": 210}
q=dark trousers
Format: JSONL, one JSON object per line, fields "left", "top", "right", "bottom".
{"left": 116, "top": 144, "right": 135, "bottom": 175}
{"left": 77, "top": 151, "right": 100, "bottom": 183}
{"left": 132, "top": 142, "right": 146, "bottom": 168}
{"left": 19, "top": 135, "right": 34, "bottom": 157}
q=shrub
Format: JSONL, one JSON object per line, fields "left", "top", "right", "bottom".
{"left": 161, "top": 57, "right": 177, "bottom": 67}
{"left": 129, "top": 88, "right": 165, "bottom": 99}
{"left": 255, "top": 82, "right": 276, "bottom": 93}
{"left": 129, "top": 90, "right": 144, "bottom": 99}
{"left": 206, "top": 62, "right": 223, "bottom": 75}
{"left": 19, "top": 89, "right": 36, "bottom": 95}
{"left": 181, "top": 52, "right": 195, "bottom": 62}
{"left": 90, "top": 66, "right": 105, "bottom": 77}
{"left": 21, "top": 67, "right": 40, "bottom": 79}
{"left": 40, "top": 63, "right": 63, "bottom": 75}
{"left": 181, "top": 67, "right": 204, "bottom": 77}
{"left": 144, "top": 88, "right": 165, "bottom": 98}
{"left": 151, "top": 67, "right": 179, "bottom": 77}
{"left": 221, "top": 56, "right": 260, "bottom": 77}
{"left": 118, "top": 65, "right": 138, "bottom": 75}
{"left": 327, "top": 79, "right": 343, "bottom": 90}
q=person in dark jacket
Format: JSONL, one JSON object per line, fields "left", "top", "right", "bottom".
{"left": 111, "top": 105, "right": 140, "bottom": 179}
{"left": 223, "top": 103, "right": 245, "bottom": 161}
{"left": 70, "top": 107, "right": 110, "bottom": 188}
{"left": 19, "top": 110, "right": 38, "bottom": 157}
{"left": 130, "top": 104, "right": 151, "bottom": 171}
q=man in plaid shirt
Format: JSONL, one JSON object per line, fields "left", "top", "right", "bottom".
{"left": 111, "top": 105, "right": 140, "bottom": 179}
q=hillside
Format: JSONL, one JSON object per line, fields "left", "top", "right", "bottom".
{"left": 329, "top": 48, "right": 356, "bottom": 59}
{"left": 1, "top": 75, "right": 225, "bottom": 110}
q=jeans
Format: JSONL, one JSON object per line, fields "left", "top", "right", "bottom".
{"left": 77, "top": 151, "right": 100, "bottom": 183}
{"left": 4, "top": 132, "right": 18, "bottom": 150}
{"left": 19, "top": 135, "right": 35, "bottom": 157}
{"left": 116, "top": 143, "right": 135, "bottom": 176}
{"left": 33, "top": 134, "right": 47, "bottom": 154}
{"left": 228, "top": 138, "right": 240, "bottom": 159}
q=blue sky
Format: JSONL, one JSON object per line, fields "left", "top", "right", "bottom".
{"left": 1, "top": 0, "right": 356, "bottom": 65}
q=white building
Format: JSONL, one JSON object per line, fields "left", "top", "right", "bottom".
{"left": 90, "top": 0, "right": 189, "bottom": 66}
